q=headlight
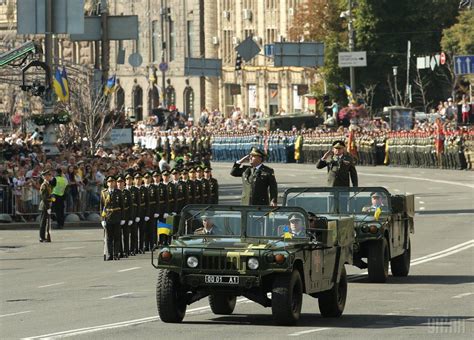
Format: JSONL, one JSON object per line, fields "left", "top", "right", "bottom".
{"left": 187, "top": 256, "right": 199, "bottom": 268}
{"left": 247, "top": 257, "right": 259, "bottom": 270}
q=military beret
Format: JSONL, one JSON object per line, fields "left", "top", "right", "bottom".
{"left": 249, "top": 147, "right": 265, "bottom": 158}
{"left": 332, "top": 140, "right": 346, "bottom": 148}
{"left": 106, "top": 175, "right": 116, "bottom": 182}
{"left": 116, "top": 175, "right": 125, "bottom": 182}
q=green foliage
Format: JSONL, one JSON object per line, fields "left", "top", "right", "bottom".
{"left": 31, "top": 111, "right": 71, "bottom": 126}
{"left": 441, "top": 10, "right": 474, "bottom": 55}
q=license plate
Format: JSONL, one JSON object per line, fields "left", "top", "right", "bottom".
{"left": 204, "top": 275, "right": 239, "bottom": 284}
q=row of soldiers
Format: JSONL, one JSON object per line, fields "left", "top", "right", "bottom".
{"left": 100, "top": 166, "right": 219, "bottom": 261}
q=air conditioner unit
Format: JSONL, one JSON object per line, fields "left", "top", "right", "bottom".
{"left": 288, "top": 7, "right": 294, "bottom": 16}
{"left": 222, "top": 10, "right": 230, "bottom": 19}
{"left": 212, "top": 36, "right": 219, "bottom": 45}
{"left": 232, "top": 37, "right": 240, "bottom": 45}
{"left": 253, "top": 36, "right": 262, "bottom": 45}
{"left": 243, "top": 9, "right": 252, "bottom": 20}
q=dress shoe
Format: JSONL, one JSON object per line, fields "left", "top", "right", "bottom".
{"left": 106, "top": 256, "right": 113, "bottom": 261}
{"left": 39, "top": 239, "right": 46, "bottom": 243}
{"left": 114, "top": 256, "right": 120, "bottom": 260}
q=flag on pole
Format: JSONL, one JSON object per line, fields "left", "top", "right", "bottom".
{"left": 61, "top": 67, "right": 69, "bottom": 102}
{"left": 53, "top": 67, "right": 68, "bottom": 102}
{"left": 157, "top": 221, "right": 172, "bottom": 236}
{"left": 104, "top": 74, "right": 117, "bottom": 95}
{"left": 344, "top": 84, "right": 355, "bottom": 104}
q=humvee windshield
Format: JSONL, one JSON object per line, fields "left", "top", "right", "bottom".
{"left": 285, "top": 190, "right": 390, "bottom": 215}
{"left": 181, "top": 208, "right": 307, "bottom": 238}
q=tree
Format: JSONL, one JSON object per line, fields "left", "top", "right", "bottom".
{"left": 441, "top": 9, "right": 474, "bottom": 55}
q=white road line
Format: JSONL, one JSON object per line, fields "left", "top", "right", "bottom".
{"left": 38, "top": 282, "right": 65, "bottom": 289}
{"left": 117, "top": 267, "right": 141, "bottom": 273}
{"left": 0, "top": 311, "right": 32, "bottom": 318}
{"left": 419, "top": 207, "right": 425, "bottom": 210}
{"left": 419, "top": 201, "right": 425, "bottom": 204}
{"left": 101, "top": 292, "right": 134, "bottom": 300}
{"left": 452, "top": 292, "right": 474, "bottom": 299}
{"left": 288, "top": 328, "right": 331, "bottom": 336}
{"left": 60, "top": 247, "right": 85, "bottom": 250}
{"left": 24, "top": 240, "right": 474, "bottom": 339}
{"left": 359, "top": 172, "right": 474, "bottom": 189}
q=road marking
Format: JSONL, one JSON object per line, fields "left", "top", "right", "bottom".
{"left": 349, "top": 240, "right": 474, "bottom": 282}
{"left": 0, "top": 311, "right": 32, "bottom": 318}
{"left": 117, "top": 267, "right": 141, "bottom": 273}
{"left": 101, "top": 292, "right": 134, "bottom": 300}
{"left": 419, "top": 207, "right": 425, "bottom": 210}
{"left": 38, "top": 282, "right": 65, "bottom": 289}
{"left": 60, "top": 247, "right": 85, "bottom": 250}
{"left": 359, "top": 172, "right": 474, "bottom": 189}
{"left": 452, "top": 292, "right": 473, "bottom": 299}
{"left": 288, "top": 328, "right": 331, "bottom": 336}
{"left": 419, "top": 201, "right": 425, "bottom": 204}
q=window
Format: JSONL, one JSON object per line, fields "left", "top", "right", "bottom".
{"left": 223, "top": 30, "right": 233, "bottom": 63}
{"left": 265, "top": 28, "right": 277, "bottom": 45}
{"left": 268, "top": 84, "right": 279, "bottom": 116}
{"left": 187, "top": 20, "right": 193, "bottom": 58}
{"left": 293, "top": 85, "right": 302, "bottom": 112}
{"left": 152, "top": 20, "right": 160, "bottom": 63}
{"left": 168, "top": 19, "right": 175, "bottom": 62}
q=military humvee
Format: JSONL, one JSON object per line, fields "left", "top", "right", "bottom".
{"left": 152, "top": 205, "right": 354, "bottom": 325}
{"left": 283, "top": 187, "right": 414, "bottom": 283}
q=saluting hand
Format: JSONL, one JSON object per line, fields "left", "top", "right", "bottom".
{"left": 237, "top": 155, "right": 250, "bottom": 164}
{"left": 322, "top": 150, "right": 333, "bottom": 160}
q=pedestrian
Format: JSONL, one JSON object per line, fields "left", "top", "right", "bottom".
{"left": 230, "top": 147, "right": 278, "bottom": 206}
{"left": 38, "top": 169, "right": 52, "bottom": 243}
{"left": 316, "top": 140, "right": 358, "bottom": 187}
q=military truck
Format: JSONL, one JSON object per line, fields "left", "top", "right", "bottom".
{"left": 284, "top": 187, "right": 414, "bottom": 283}
{"left": 152, "top": 205, "right": 354, "bottom": 325}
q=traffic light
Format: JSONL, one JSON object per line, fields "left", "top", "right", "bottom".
{"left": 235, "top": 54, "right": 242, "bottom": 71}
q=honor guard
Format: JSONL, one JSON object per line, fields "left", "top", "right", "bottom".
{"left": 186, "top": 168, "right": 197, "bottom": 204}
{"left": 145, "top": 172, "right": 159, "bottom": 251}
{"left": 131, "top": 173, "right": 143, "bottom": 255}
{"left": 153, "top": 170, "right": 169, "bottom": 229}
{"left": 137, "top": 173, "right": 151, "bottom": 254}
{"left": 180, "top": 168, "right": 191, "bottom": 205}
{"left": 190, "top": 166, "right": 203, "bottom": 204}
{"left": 196, "top": 166, "right": 210, "bottom": 204}
{"left": 116, "top": 175, "right": 130, "bottom": 258}
{"left": 172, "top": 168, "right": 188, "bottom": 214}
{"left": 100, "top": 176, "right": 124, "bottom": 261}
{"left": 162, "top": 170, "right": 177, "bottom": 215}
{"left": 204, "top": 167, "right": 219, "bottom": 204}
{"left": 39, "top": 169, "right": 53, "bottom": 243}
{"left": 124, "top": 173, "right": 138, "bottom": 256}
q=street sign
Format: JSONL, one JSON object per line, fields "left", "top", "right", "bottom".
{"left": 235, "top": 36, "right": 261, "bottom": 62}
{"left": 184, "top": 58, "right": 222, "bottom": 77}
{"left": 274, "top": 42, "right": 324, "bottom": 67}
{"left": 440, "top": 52, "right": 446, "bottom": 65}
{"left": 416, "top": 57, "right": 427, "bottom": 69}
{"left": 128, "top": 53, "right": 143, "bottom": 67}
{"left": 338, "top": 51, "right": 367, "bottom": 67}
{"left": 159, "top": 62, "right": 168, "bottom": 72}
{"left": 454, "top": 55, "right": 474, "bottom": 75}
{"left": 70, "top": 16, "right": 138, "bottom": 41}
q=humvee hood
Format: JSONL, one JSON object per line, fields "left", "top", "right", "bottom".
{"left": 173, "top": 237, "right": 298, "bottom": 249}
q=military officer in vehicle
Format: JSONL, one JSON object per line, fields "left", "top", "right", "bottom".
{"left": 38, "top": 169, "right": 53, "bottom": 243}
{"left": 316, "top": 140, "right": 358, "bottom": 187}
{"left": 194, "top": 213, "right": 222, "bottom": 235}
{"left": 287, "top": 214, "right": 306, "bottom": 237}
{"left": 204, "top": 167, "right": 219, "bottom": 204}
{"left": 230, "top": 147, "right": 278, "bottom": 206}
{"left": 362, "top": 192, "right": 387, "bottom": 212}
{"left": 100, "top": 176, "right": 124, "bottom": 261}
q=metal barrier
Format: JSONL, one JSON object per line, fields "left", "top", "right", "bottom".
{"left": 0, "top": 184, "right": 14, "bottom": 216}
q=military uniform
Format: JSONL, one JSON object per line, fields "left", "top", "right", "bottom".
{"left": 128, "top": 176, "right": 141, "bottom": 256}
{"left": 138, "top": 176, "right": 150, "bottom": 253}
{"left": 118, "top": 176, "right": 132, "bottom": 257}
{"left": 230, "top": 148, "right": 278, "bottom": 206}
{"left": 145, "top": 173, "right": 159, "bottom": 251}
{"left": 100, "top": 177, "right": 124, "bottom": 260}
{"left": 205, "top": 167, "right": 219, "bottom": 204}
{"left": 316, "top": 141, "right": 358, "bottom": 187}
{"left": 38, "top": 170, "right": 52, "bottom": 242}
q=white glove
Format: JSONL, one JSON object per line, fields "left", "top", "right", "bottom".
{"left": 154, "top": 213, "right": 159, "bottom": 218}
{"left": 135, "top": 217, "right": 140, "bottom": 223}
{"left": 144, "top": 216, "right": 150, "bottom": 222}
{"left": 172, "top": 212, "right": 177, "bottom": 216}
{"left": 101, "top": 221, "right": 107, "bottom": 228}
{"left": 163, "top": 213, "right": 169, "bottom": 219}
{"left": 128, "top": 220, "right": 133, "bottom": 226}
{"left": 120, "top": 220, "right": 125, "bottom": 226}
{"left": 47, "top": 208, "right": 51, "bottom": 214}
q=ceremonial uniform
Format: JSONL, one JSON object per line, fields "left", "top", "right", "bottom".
{"left": 119, "top": 176, "right": 132, "bottom": 257}
{"left": 100, "top": 177, "right": 124, "bottom": 260}
{"left": 146, "top": 174, "right": 159, "bottom": 251}
{"left": 138, "top": 179, "right": 150, "bottom": 253}
{"left": 316, "top": 141, "right": 358, "bottom": 187}
{"left": 39, "top": 170, "right": 52, "bottom": 242}
{"left": 128, "top": 177, "right": 141, "bottom": 256}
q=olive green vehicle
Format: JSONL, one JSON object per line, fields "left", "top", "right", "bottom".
{"left": 284, "top": 187, "right": 414, "bottom": 283}
{"left": 152, "top": 205, "right": 354, "bottom": 325}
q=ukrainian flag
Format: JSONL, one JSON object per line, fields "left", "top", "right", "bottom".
{"left": 344, "top": 84, "right": 355, "bottom": 104}
{"left": 283, "top": 226, "right": 293, "bottom": 239}
{"left": 61, "top": 67, "right": 70, "bottom": 102}
{"left": 53, "top": 67, "right": 68, "bottom": 102}
{"left": 374, "top": 207, "right": 382, "bottom": 221}
{"left": 157, "top": 221, "right": 172, "bottom": 236}
{"left": 104, "top": 74, "right": 116, "bottom": 95}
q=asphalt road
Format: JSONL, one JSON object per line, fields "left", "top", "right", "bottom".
{"left": 1, "top": 163, "right": 473, "bottom": 340}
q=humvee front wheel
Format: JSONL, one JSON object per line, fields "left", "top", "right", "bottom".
{"left": 391, "top": 238, "right": 411, "bottom": 277}
{"left": 271, "top": 270, "right": 303, "bottom": 326}
{"left": 209, "top": 294, "right": 237, "bottom": 315}
{"left": 368, "top": 238, "right": 389, "bottom": 283}
{"left": 318, "top": 266, "right": 347, "bottom": 317}
{"left": 156, "top": 269, "right": 187, "bottom": 323}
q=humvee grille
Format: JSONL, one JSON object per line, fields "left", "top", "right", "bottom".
{"left": 201, "top": 255, "right": 243, "bottom": 271}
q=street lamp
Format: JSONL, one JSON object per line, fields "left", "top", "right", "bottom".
{"left": 393, "top": 66, "right": 398, "bottom": 106}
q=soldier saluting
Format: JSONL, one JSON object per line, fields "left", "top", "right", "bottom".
{"left": 39, "top": 169, "right": 53, "bottom": 243}
{"left": 316, "top": 140, "right": 358, "bottom": 187}
{"left": 100, "top": 176, "right": 125, "bottom": 261}
{"left": 231, "top": 147, "right": 278, "bottom": 206}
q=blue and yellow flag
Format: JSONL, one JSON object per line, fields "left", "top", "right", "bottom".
{"left": 344, "top": 84, "right": 355, "bottom": 104}
{"left": 157, "top": 221, "right": 172, "bottom": 236}
{"left": 283, "top": 226, "right": 293, "bottom": 239}
{"left": 374, "top": 207, "right": 382, "bottom": 221}
{"left": 104, "top": 74, "right": 116, "bottom": 95}
{"left": 61, "top": 67, "right": 69, "bottom": 102}
{"left": 53, "top": 67, "right": 68, "bottom": 102}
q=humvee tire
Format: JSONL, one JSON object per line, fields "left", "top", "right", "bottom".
{"left": 318, "top": 266, "right": 347, "bottom": 317}
{"left": 368, "top": 238, "right": 389, "bottom": 283}
{"left": 271, "top": 270, "right": 303, "bottom": 326}
{"left": 209, "top": 294, "right": 237, "bottom": 315}
{"left": 391, "top": 238, "right": 411, "bottom": 277}
{"left": 156, "top": 269, "right": 187, "bottom": 323}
